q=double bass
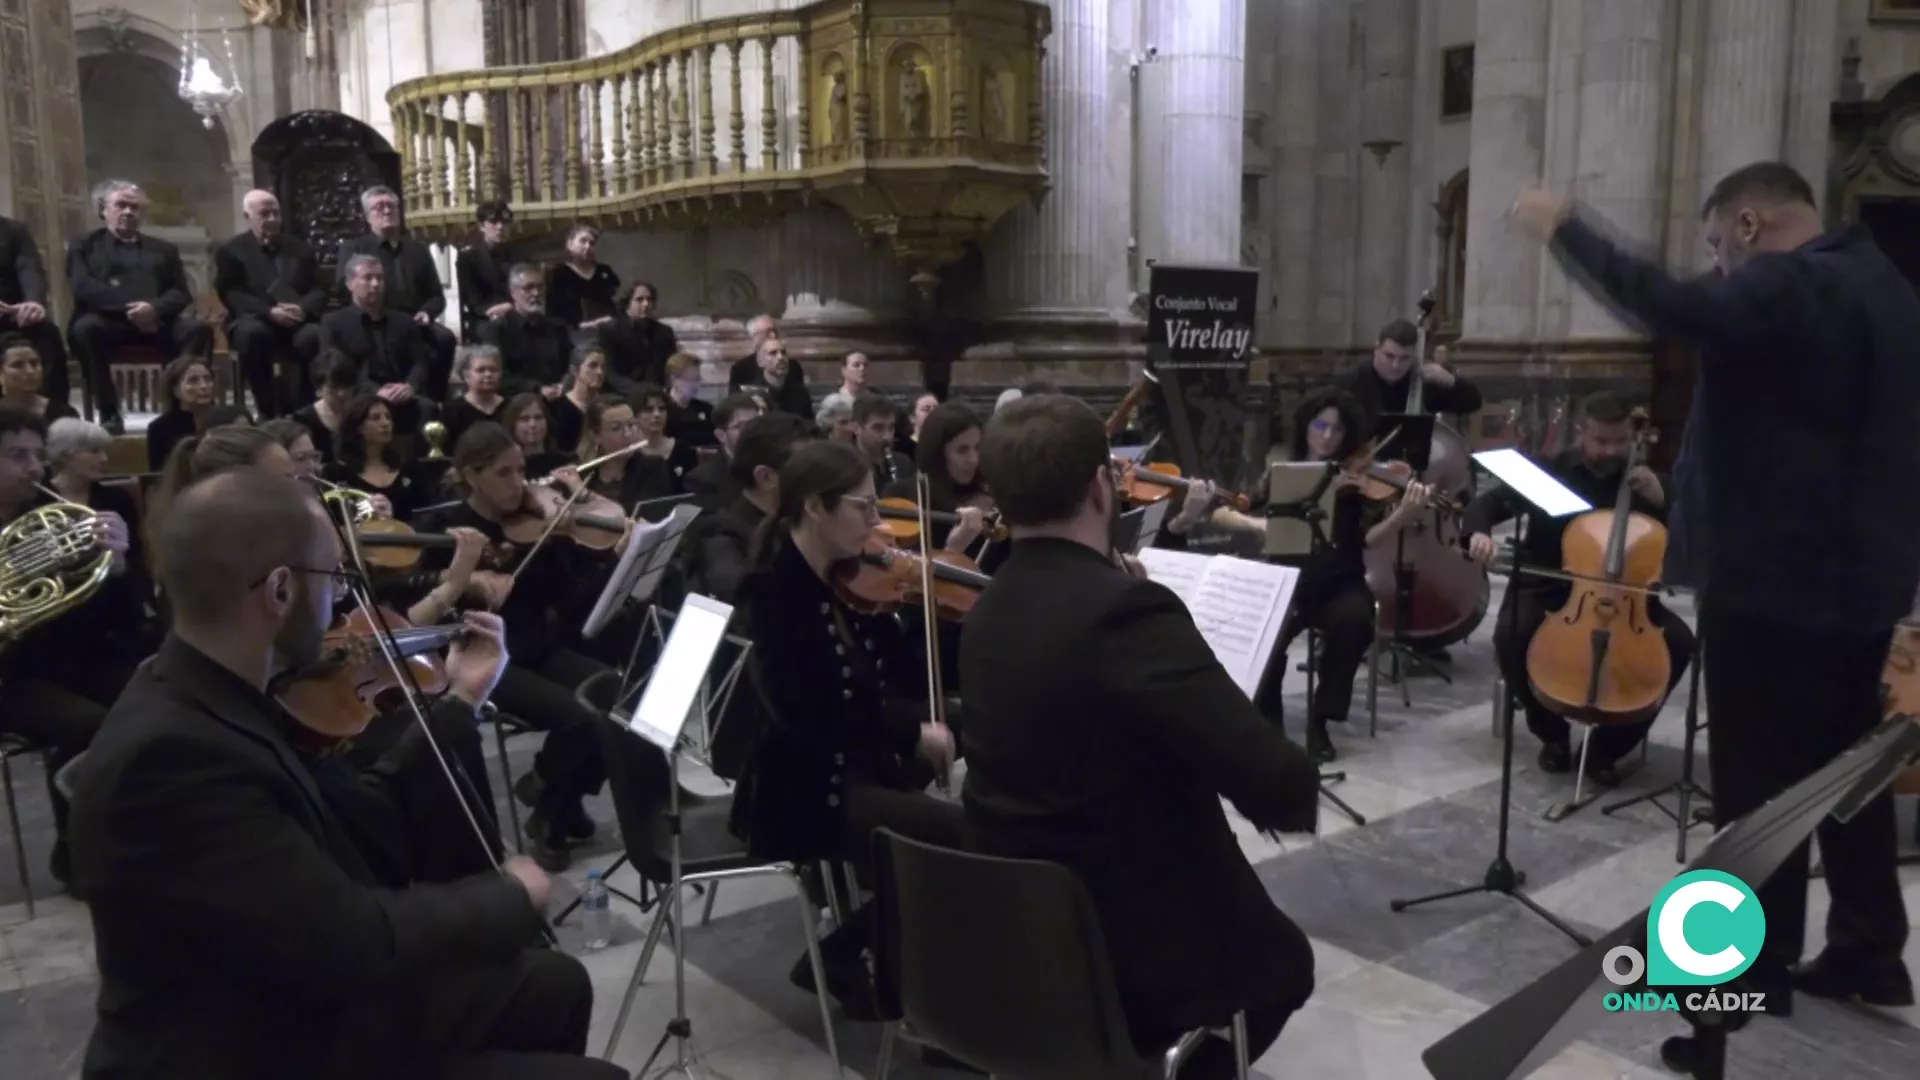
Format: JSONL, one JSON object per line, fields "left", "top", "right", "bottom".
{"left": 1362, "top": 294, "right": 1490, "bottom": 646}
{"left": 1524, "top": 410, "right": 1670, "bottom": 724}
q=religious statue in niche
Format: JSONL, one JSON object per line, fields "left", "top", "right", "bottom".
{"left": 900, "top": 58, "right": 931, "bottom": 139}
{"left": 980, "top": 63, "right": 1007, "bottom": 141}
{"left": 827, "top": 70, "right": 849, "bottom": 143}
{"left": 238, "top": 0, "right": 307, "bottom": 31}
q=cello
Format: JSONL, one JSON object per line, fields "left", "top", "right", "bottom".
{"left": 1362, "top": 294, "right": 1490, "bottom": 647}
{"left": 1524, "top": 410, "right": 1671, "bottom": 725}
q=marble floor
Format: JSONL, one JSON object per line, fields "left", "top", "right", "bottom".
{"left": 4, "top": 577, "right": 1919, "bottom": 1079}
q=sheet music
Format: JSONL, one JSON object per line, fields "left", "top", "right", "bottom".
{"left": 1134, "top": 547, "right": 1300, "bottom": 699}
{"left": 625, "top": 502, "right": 702, "bottom": 603}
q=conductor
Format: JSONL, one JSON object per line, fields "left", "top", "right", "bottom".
{"left": 1513, "top": 161, "right": 1920, "bottom": 1066}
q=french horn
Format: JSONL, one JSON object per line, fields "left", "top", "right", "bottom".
{"left": 0, "top": 494, "right": 112, "bottom": 650}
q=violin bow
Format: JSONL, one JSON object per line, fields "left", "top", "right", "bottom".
{"left": 912, "top": 473, "right": 952, "bottom": 791}
{"left": 508, "top": 478, "right": 595, "bottom": 584}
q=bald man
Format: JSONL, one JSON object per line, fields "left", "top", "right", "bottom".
{"left": 68, "top": 469, "right": 622, "bottom": 1080}
{"left": 214, "top": 190, "right": 324, "bottom": 417}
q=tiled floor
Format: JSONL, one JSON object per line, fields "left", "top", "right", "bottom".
{"left": 4, "top": 578, "right": 1919, "bottom": 1078}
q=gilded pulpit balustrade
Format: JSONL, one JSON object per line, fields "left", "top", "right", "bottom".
{"left": 386, "top": 0, "right": 1051, "bottom": 293}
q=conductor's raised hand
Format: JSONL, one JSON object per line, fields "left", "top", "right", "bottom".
{"left": 1511, "top": 187, "right": 1573, "bottom": 243}
{"left": 446, "top": 611, "right": 509, "bottom": 708}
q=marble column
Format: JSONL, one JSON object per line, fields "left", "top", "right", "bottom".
{"left": 1353, "top": 0, "right": 1415, "bottom": 331}
{"left": 1136, "top": 0, "right": 1246, "bottom": 267}
{"left": 1269, "top": 0, "right": 1320, "bottom": 347}
{"left": 984, "top": 0, "right": 1122, "bottom": 341}
{"left": 1784, "top": 0, "right": 1839, "bottom": 210}
{"left": 1567, "top": 0, "right": 1674, "bottom": 340}
{"left": 1460, "top": 0, "right": 1550, "bottom": 342}
{"left": 0, "top": 0, "right": 87, "bottom": 320}
{"left": 1697, "top": 0, "right": 1793, "bottom": 200}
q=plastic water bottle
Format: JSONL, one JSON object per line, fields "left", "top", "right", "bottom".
{"left": 582, "top": 869, "right": 612, "bottom": 951}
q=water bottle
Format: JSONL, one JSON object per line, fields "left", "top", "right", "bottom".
{"left": 582, "top": 869, "right": 612, "bottom": 951}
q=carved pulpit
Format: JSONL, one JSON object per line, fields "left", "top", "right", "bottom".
{"left": 250, "top": 110, "right": 403, "bottom": 288}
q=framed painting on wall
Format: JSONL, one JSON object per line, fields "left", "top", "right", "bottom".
{"left": 1441, "top": 45, "right": 1474, "bottom": 120}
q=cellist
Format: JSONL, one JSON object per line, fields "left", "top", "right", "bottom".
{"left": 1462, "top": 392, "right": 1695, "bottom": 780}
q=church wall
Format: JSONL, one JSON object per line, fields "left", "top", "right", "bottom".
{"left": 337, "top": 0, "right": 483, "bottom": 144}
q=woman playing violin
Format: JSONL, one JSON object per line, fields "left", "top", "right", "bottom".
{"left": 414, "top": 422, "right": 619, "bottom": 871}
{"left": 883, "top": 401, "right": 993, "bottom": 558}
{"left": 732, "top": 440, "right": 963, "bottom": 1020}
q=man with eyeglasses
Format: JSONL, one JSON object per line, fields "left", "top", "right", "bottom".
{"left": 478, "top": 264, "right": 572, "bottom": 399}
{"left": 683, "top": 390, "right": 765, "bottom": 510}
{"left": 66, "top": 468, "right": 624, "bottom": 1080}
{"left": 335, "top": 186, "right": 458, "bottom": 400}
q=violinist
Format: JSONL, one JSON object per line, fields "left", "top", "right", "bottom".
{"left": 1462, "top": 392, "right": 1694, "bottom": 779}
{"left": 574, "top": 392, "right": 675, "bottom": 515}
{"left": 440, "top": 343, "right": 507, "bottom": 449}
{"left": 417, "top": 423, "right": 617, "bottom": 871}
{"left": 499, "top": 391, "right": 570, "bottom": 477}
{"left": 958, "top": 395, "right": 1319, "bottom": 1079}
{"left": 322, "top": 393, "right": 429, "bottom": 522}
{"left": 1337, "top": 321, "right": 1482, "bottom": 432}
{"left": 0, "top": 408, "right": 135, "bottom": 886}
{"left": 68, "top": 468, "right": 620, "bottom": 1080}
{"left": 683, "top": 411, "right": 813, "bottom": 605}
{"left": 730, "top": 440, "right": 963, "bottom": 1020}
{"left": 882, "top": 401, "right": 992, "bottom": 558}
{"left": 852, "top": 393, "right": 915, "bottom": 491}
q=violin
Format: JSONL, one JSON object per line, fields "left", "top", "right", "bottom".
{"left": 832, "top": 526, "right": 991, "bottom": 622}
{"left": 502, "top": 481, "right": 631, "bottom": 552}
{"left": 274, "top": 605, "right": 467, "bottom": 751}
{"left": 1524, "top": 409, "right": 1671, "bottom": 725}
{"left": 352, "top": 519, "right": 513, "bottom": 572}
{"left": 874, "top": 496, "right": 1008, "bottom": 545}
{"left": 1116, "top": 458, "right": 1252, "bottom": 512}
{"left": 1339, "top": 450, "right": 1462, "bottom": 516}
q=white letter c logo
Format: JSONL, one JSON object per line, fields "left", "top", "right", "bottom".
{"left": 1658, "top": 879, "right": 1747, "bottom": 979}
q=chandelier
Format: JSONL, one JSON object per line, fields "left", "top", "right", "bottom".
{"left": 178, "top": 13, "right": 241, "bottom": 129}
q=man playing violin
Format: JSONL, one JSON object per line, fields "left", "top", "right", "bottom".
{"left": 67, "top": 468, "right": 621, "bottom": 1080}
{"left": 960, "top": 394, "right": 1320, "bottom": 1080}
{"left": 1463, "top": 392, "right": 1695, "bottom": 780}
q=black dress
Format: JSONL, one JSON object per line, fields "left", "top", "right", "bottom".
{"left": 551, "top": 396, "right": 587, "bottom": 456}
{"left": 145, "top": 408, "right": 198, "bottom": 472}
{"left": 321, "top": 459, "right": 429, "bottom": 523}
{"left": 440, "top": 394, "right": 504, "bottom": 449}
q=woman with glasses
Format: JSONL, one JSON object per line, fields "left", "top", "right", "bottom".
{"left": 575, "top": 392, "right": 674, "bottom": 517}
{"left": 731, "top": 440, "right": 963, "bottom": 1020}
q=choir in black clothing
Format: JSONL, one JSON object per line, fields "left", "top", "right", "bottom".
{"left": 499, "top": 392, "right": 572, "bottom": 479}
{"left": 318, "top": 255, "right": 434, "bottom": 435}
{"left": 662, "top": 352, "right": 713, "bottom": 446}
{"left": 442, "top": 344, "right": 509, "bottom": 448}
{"left": 321, "top": 394, "right": 431, "bottom": 522}
{"left": 67, "top": 180, "right": 213, "bottom": 430}
{"left": 454, "top": 201, "right": 521, "bottom": 339}
{"left": 729, "top": 334, "right": 811, "bottom": 418}
{"left": 0, "top": 334, "right": 78, "bottom": 423}
{"left": 144, "top": 355, "right": 222, "bottom": 472}
{"left": 550, "top": 342, "right": 612, "bottom": 452}
{"left": 0, "top": 213, "right": 72, "bottom": 409}
{"left": 546, "top": 226, "right": 620, "bottom": 333}
{"left": 479, "top": 265, "right": 573, "bottom": 397}
{"left": 214, "top": 190, "right": 325, "bottom": 417}
{"left": 1461, "top": 392, "right": 1695, "bottom": 778}
{"left": 598, "top": 282, "right": 679, "bottom": 390}
{"left": 334, "top": 185, "right": 459, "bottom": 394}
{"left": 289, "top": 349, "right": 359, "bottom": 465}
{"left": 629, "top": 382, "right": 703, "bottom": 485}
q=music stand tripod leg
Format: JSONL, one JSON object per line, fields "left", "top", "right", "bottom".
{"left": 1304, "top": 624, "right": 1366, "bottom": 827}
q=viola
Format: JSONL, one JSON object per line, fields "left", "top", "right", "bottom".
{"left": 1118, "top": 459, "right": 1252, "bottom": 512}
{"left": 1339, "top": 452, "right": 1462, "bottom": 516}
{"left": 501, "top": 482, "right": 631, "bottom": 552}
{"left": 274, "top": 605, "right": 466, "bottom": 750}
{"left": 874, "top": 496, "right": 1008, "bottom": 546}
{"left": 352, "top": 519, "right": 513, "bottom": 572}
{"left": 832, "top": 526, "right": 991, "bottom": 622}
{"left": 1524, "top": 410, "right": 1671, "bottom": 725}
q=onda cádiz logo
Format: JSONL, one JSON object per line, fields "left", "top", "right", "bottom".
{"left": 1600, "top": 870, "right": 1771, "bottom": 1015}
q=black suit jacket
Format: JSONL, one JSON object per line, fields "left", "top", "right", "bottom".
{"left": 959, "top": 538, "right": 1319, "bottom": 1033}
{"left": 214, "top": 231, "right": 325, "bottom": 324}
{"left": 319, "top": 305, "right": 433, "bottom": 392}
{"left": 477, "top": 311, "right": 572, "bottom": 395}
{"left": 730, "top": 364, "right": 812, "bottom": 419}
{"left": 66, "top": 228, "right": 194, "bottom": 321}
{"left": 334, "top": 233, "right": 447, "bottom": 318}
{"left": 0, "top": 214, "right": 49, "bottom": 305}
{"left": 68, "top": 636, "right": 537, "bottom": 1080}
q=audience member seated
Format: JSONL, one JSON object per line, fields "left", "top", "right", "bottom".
{"left": 334, "top": 185, "right": 457, "bottom": 397}
{"left": 319, "top": 254, "right": 433, "bottom": 438}
{"left": 66, "top": 180, "right": 213, "bottom": 432}
{"left": 500, "top": 391, "right": 570, "bottom": 476}
{"left": 479, "top": 263, "right": 572, "bottom": 398}
{"left": 0, "top": 333, "right": 77, "bottom": 422}
{"left": 662, "top": 352, "right": 713, "bottom": 447}
{"left": 215, "top": 190, "right": 325, "bottom": 418}
{"left": 550, "top": 342, "right": 611, "bottom": 452}
{"left": 598, "top": 280, "right": 678, "bottom": 390}
{"left": 546, "top": 225, "right": 619, "bottom": 336}
{"left": 454, "top": 200, "right": 521, "bottom": 339}
{"left": 683, "top": 391, "right": 763, "bottom": 509}
{"left": 0, "top": 212, "right": 72, "bottom": 408}
{"left": 290, "top": 348, "right": 361, "bottom": 464}
{"left": 322, "top": 392, "right": 430, "bottom": 522}
{"left": 145, "top": 354, "right": 221, "bottom": 472}
{"left": 442, "top": 344, "right": 507, "bottom": 449}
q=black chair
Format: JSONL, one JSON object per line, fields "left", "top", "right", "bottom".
{"left": 576, "top": 670, "right": 841, "bottom": 1069}
{"left": 871, "top": 828, "right": 1249, "bottom": 1080}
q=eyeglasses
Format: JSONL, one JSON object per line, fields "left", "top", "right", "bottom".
{"left": 248, "top": 566, "right": 361, "bottom": 603}
{"left": 843, "top": 494, "right": 880, "bottom": 520}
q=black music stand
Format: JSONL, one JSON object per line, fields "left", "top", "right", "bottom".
{"left": 1422, "top": 716, "right": 1920, "bottom": 1080}
{"left": 1390, "top": 450, "right": 1594, "bottom": 946}
{"left": 1263, "top": 461, "right": 1365, "bottom": 827}
{"left": 1601, "top": 599, "right": 1714, "bottom": 861}
{"left": 1373, "top": 413, "right": 1452, "bottom": 693}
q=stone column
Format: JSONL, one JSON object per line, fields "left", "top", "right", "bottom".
{"left": 1311, "top": 1, "right": 1358, "bottom": 346}
{"left": 1353, "top": 0, "right": 1416, "bottom": 330}
{"left": 1567, "top": 0, "right": 1674, "bottom": 339}
{"left": 0, "top": 0, "right": 87, "bottom": 320}
{"left": 1697, "top": 0, "right": 1793, "bottom": 198}
{"left": 1461, "top": 0, "right": 1551, "bottom": 342}
{"left": 1269, "top": 0, "right": 1320, "bottom": 347}
{"left": 1784, "top": 0, "right": 1839, "bottom": 209}
{"left": 983, "top": 0, "right": 1122, "bottom": 342}
{"left": 1136, "top": 0, "right": 1247, "bottom": 266}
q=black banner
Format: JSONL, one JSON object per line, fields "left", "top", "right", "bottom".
{"left": 1146, "top": 263, "right": 1261, "bottom": 521}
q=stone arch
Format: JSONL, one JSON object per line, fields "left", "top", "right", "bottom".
{"left": 71, "top": 8, "right": 250, "bottom": 171}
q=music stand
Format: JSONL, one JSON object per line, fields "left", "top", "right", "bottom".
{"left": 1390, "top": 450, "right": 1593, "bottom": 944}
{"left": 611, "top": 593, "right": 736, "bottom": 1080}
{"left": 1264, "top": 461, "right": 1365, "bottom": 827}
{"left": 1422, "top": 716, "right": 1920, "bottom": 1080}
{"left": 1601, "top": 597, "right": 1714, "bottom": 861}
